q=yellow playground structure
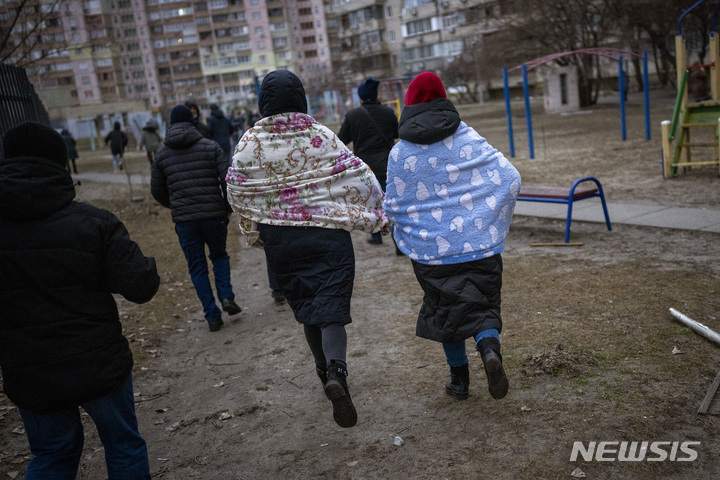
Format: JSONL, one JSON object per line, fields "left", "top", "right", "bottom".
{"left": 661, "top": 2, "right": 720, "bottom": 179}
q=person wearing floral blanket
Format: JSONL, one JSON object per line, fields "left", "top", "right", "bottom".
{"left": 226, "top": 69, "right": 388, "bottom": 428}
{"left": 384, "top": 72, "right": 521, "bottom": 401}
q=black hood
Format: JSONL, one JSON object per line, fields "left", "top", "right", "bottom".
{"left": 0, "top": 156, "right": 75, "bottom": 221}
{"left": 162, "top": 122, "right": 205, "bottom": 150}
{"left": 259, "top": 70, "right": 308, "bottom": 117}
{"left": 398, "top": 98, "right": 461, "bottom": 144}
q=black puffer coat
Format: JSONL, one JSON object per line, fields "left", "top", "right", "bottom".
{"left": 0, "top": 156, "right": 160, "bottom": 413}
{"left": 412, "top": 255, "right": 503, "bottom": 343}
{"left": 151, "top": 121, "right": 231, "bottom": 223}
{"left": 338, "top": 101, "right": 398, "bottom": 182}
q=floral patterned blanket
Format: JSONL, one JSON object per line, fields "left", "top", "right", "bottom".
{"left": 226, "top": 113, "right": 389, "bottom": 246}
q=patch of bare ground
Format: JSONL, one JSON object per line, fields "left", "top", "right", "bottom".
{"left": 2, "top": 90, "right": 720, "bottom": 479}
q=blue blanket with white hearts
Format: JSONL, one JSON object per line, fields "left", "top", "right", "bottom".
{"left": 383, "top": 122, "right": 521, "bottom": 265}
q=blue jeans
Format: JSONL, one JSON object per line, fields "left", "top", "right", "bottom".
{"left": 443, "top": 329, "right": 500, "bottom": 367}
{"left": 175, "top": 217, "right": 234, "bottom": 323}
{"left": 19, "top": 374, "right": 150, "bottom": 480}
{"left": 112, "top": 153, "right": 123, "bottom": 170}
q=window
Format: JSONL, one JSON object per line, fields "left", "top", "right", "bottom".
{"left": 302, "top": 36, "right": 315, "bottom": 44}
{"left": 251, "top": 11, "right": 261, "bottom": 20}
{"left": 406, "top": 18, "right": 432, "bottom": 36}
{"left": 305, "top": 50, "right": 318, "bottom": 58}
{"left": 298, "top": 7, "right": 311, "bottom": 15}
{"left": 300, "top": 21, "right": 313, "bottom": 30}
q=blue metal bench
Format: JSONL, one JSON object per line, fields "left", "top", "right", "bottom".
{"left": 517, "top": 176, "right": 612, "bottom": 243}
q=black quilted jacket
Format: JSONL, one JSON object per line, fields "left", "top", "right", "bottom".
{"left": 337, "top": 101, "right": 398, "bottom": 182}
{"left": 151, "top": 121, "right": 231, "bottom": 223}
{"left": 0, "top": 155, "right": 159, "bottom": 412}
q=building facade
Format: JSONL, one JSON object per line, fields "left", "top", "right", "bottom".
{"left": 0, "top": 0, "right": 506, "bottom": 132}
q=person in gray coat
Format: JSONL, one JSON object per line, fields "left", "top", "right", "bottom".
{"left": 151, "top": 105, "right": 242, "bottom": 331}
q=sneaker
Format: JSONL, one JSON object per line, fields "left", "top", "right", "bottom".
{"left": 366, "top": 236, "right": 382, "bottom": 245}
{"left": 221, "top": 298, "right": 242, "bottom": 315}
{"left": 324, "top": 361, "right": 357, "bottom": 428}
{"left": 271, "top": 289, "right": 286, "bottom": 304}
{"left": 208, "top": 319, "right": 224, "bottom": 332}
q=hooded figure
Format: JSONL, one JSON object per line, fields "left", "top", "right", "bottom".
{"left": 60, "top": 128, "right": 79, "bottom": 173}
{"left": 338, "top": 76, "right": 398, "bottom": 244}
{"left": 185, "top": 100, "right": 210, "bottom": 138}
{"left": 0, "top": 121, "right": 159, "bottom": 478}
{"left": 206, "top": 103, "right": 234, "bottom": 160}
{"left": 384, "top": 72, "right": 521, "bottom": 402}
{"left": 226, "top": 69, "right": 389, "bottom": 429}
{"left": 139, "top": 119, "right": 163, "bottom": 165}
{"left": 104, "top": 121, "right": 128, "bottom": 173}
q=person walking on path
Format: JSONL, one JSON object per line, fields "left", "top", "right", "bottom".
{"left": 0, "top": 121, "right": 160, "bottom": 479}
{"left": 151, "top": 105, "right": 242, "bottom": 332}
{"left": 104, "top": 121, "right": 128, "bottom": 174}
{"left": 139, "top": 119, "right": 163, "bottom": 165}
{"left": 206, "top": 103, "right": 234, "bottom": 162}
{"left": 226, "top": 70, "right": 388, "bottom": 428}
{"left": 60, "top": 128, "right": 79, "bottom": 173}
{"left": 185, "top": 100, "right": 211, "bottom": 138}
{"left": 338, "top": 77, "right": 398, "bottom": 245}
{"left": 383, "top": 72, "right": 521, "bottom": 402}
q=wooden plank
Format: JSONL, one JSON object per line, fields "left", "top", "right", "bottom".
{"left": 530, "top": 242, "right": 584, "bottom": 247}
{"left": 518, "top": 185, "right": 598, "bottom": 200}
{"left": 698, "top": 371, "right": 720, "bottom": 415}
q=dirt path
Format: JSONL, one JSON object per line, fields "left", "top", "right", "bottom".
{"left": 2, "top": 96, "right": 720, "bottom": 479}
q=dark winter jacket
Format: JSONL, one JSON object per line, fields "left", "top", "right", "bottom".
{"left": 61, "top": 129, "right": 78, "bottom": 160}
{"left": 398, "top": 97, "right": 461, "bottom": 145}
{"left": 0, "top": 155, "right": 160, "bottom": 413}
{"left": 206, "top": 106, "right": 234, "bottom": 155}
{"left": 338, "top": 101, "right": 398, "bottom": 182}
{"left": 259, "top": 224, "right": 354, "bottom": 327}
{"left": 104, "top": 122, "right": 128, "bottom": 155}
{"left": 185, "top": 101, "right": 211, "bottom": 138}
{"left": 412, "top": 255, "right": 503, "bottom": 343}
{"left": 151, "top": 121, "right": 231, "bottom": 223}
{"left": 140, "top": 121, "right": 163, "bottom": 153}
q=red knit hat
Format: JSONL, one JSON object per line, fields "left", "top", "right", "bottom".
{"left": 405, "top": 72, "right": 447, "bottom": 106}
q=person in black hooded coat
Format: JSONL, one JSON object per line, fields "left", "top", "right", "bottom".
{"left": 0, "top": 122, "right": 160, "bottom": 479}
{"left": 228, "top": 69, "right": 379, "bottom": 428}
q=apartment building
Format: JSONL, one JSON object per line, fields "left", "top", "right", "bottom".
{"left": 0, "top": 0, "right": 334, "bottom": 129}
{"left": 0, "top": 0, "right": 507, "bottom": 130}
{"left": 326, "top": 0, "right": 505, "bottom": 90}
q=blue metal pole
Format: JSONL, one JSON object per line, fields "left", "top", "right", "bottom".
{"left": 521, "top": 64, "right": 534, "bottom": 159}
{"left": 643, "top": 51, "right": 651, "bottom": 140}
{"left": 502, "top": 68, "right": 515, "bottom": 158}
{"left": 619, "top": 57, "right": 627, "bottom": 140}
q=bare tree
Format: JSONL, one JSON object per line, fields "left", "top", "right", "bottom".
{"left": 483, "top": 0, "right": 622, "bottom": 107}
{"left": 0, "top": 0, "right": 68, "bottom": 67}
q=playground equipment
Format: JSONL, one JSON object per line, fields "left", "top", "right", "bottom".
{"left": 503, "top": 48, "right": 650, "bottom": 159}
{"left": 661, "top": 0, "right": 720, "bottom": 178}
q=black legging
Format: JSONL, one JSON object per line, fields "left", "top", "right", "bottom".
{"left": 303, "top": 323, "right": 347, "bottom": 371}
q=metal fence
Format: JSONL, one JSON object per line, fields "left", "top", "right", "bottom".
{"left": 0, "top": 63, "right": 50, "bottom": 142}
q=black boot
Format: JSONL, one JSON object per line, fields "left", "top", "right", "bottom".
{"left": 324, "top": 361, "right": 357, "bottom": 428}
{"left": 315, "top": 364, "right": 331, "bottom": 400}
{"left": 446, "top": 363, "right": 470, "bottom": 400}
{"left": 477, "top": 337, "right": 509, "bottom": 400}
